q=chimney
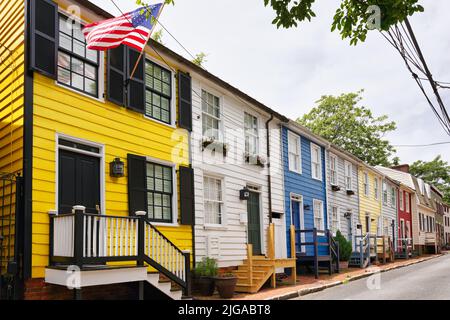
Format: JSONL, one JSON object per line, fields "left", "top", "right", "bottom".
{"left": 391, "top": 164, "right": 410, "bottom": 173}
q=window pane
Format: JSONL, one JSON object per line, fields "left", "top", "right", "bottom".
{"left": 85, "top": 64, "right": 97, "bottom": 80}
{"left": 59, "top": 16, "right": 72, "bottom": 35}
{"left": 57, "top": 67, "right": 70, "bottom": 85}
{"left": 71, "top": 57, "right": 83, "bottom": 75}
{"left": 85, "top": 78, "right": 97, "bottom": 95}
{"left": 71, "top": 73, "right": 83, "bottom": 90}
{"left": 86, "top": 49, "right": 98, "bottom": 63}
{"left": 73, "top": 40, "right": 85, "bottom": 57}
{"left": 60, "top": 32, "right": 72, "bottom": 51}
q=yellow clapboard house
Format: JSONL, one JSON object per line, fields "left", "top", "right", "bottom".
{"left": 358, "top": 165, "right": 383, "bottom": 236}
{"left": 1, "top": 0, "right": 197, "bottom": 300}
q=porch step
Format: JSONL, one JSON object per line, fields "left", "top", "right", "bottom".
{"left": 146, "top": 273, "right": 183, "bottom": 300}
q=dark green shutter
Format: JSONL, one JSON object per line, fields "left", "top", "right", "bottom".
{"left": 127, "top": 154, "right": 147, "bottom": 216}
{"left": 178, "top": 71, "right": 192, "bottom": 131}
{"left": 29, "top": 0, "right": 59, "bottom": 78}
{"left": 107, "top": 45, "right": 126, "bottom": 106}
{"left": 126, "top": 48, "right": 145, "bottom": 113}
{"left": 179, "top": 166, "right": 195, "bottom": 225}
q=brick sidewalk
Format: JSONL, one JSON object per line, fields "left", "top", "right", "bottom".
{"left": 193, "top": 253, "right": 445, "bottom": 301}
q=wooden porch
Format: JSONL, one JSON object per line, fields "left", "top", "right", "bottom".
{"left": 235, "top": 224, "right": 297, "bottom": 293}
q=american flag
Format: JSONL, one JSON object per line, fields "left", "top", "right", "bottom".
{"left": 83, "top": 4, "right": 163, "bottom": 51}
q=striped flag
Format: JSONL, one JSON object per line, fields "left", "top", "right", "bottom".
{"left": 83, "top": 4, "right": 163, "bottom": 51}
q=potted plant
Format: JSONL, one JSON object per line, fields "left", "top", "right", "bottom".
{"left": 244, "top": 153, "right": 266, "bottom": 168}
{"left": 214, "top": 272, "right": 238, "bottom": 299}
{"left": 334, "top": 230, "right": 352, "bottom": 269}
{"left": 202, "top": 138, "right": 229, "bottom": 157}
{"left": 193, "top": 257, "right": 218, "bottom": 296}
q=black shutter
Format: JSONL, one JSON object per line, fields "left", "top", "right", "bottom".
{"left": 178, "top": 71, "right": 192, "bottom": 131}
{"left": 29, "top": 0, "right": 58, "bottom": 78}
{"left": 127, "top": 154, "right": 147, "bottom": 216}
{"left": 107, "top": 45, "right": 126, "bottom": 106}
{"left": 126, "top": 48, "right": 145, "bottom": 113}
{"left": 179, "top": 166, "right": 195, "bottom": 225}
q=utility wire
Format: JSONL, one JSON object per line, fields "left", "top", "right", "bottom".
{"left": 393, "top": 141, "right": 450, "bottom": 147}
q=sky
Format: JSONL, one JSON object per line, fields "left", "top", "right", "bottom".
{"left": 90, "top": 0, "right": 450, "bottom": 165}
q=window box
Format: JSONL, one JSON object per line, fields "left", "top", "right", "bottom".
{"left": 244, "top": 153, "right": 266, "bottom": 168}
{"left": 331, "top": 185, "right": 341, "bottom": 192}
{"left": 346, "top": 189, "right": 355, "bottom": 196}
{"left": 202, "top": 138, "right": 228, "bottom": 157}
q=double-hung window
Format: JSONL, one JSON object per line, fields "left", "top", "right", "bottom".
{"left": 146, "top": 162, "right": 173, "bottom": 223}
{"left": 374, "top": 178, "right": 379, "bottom": 200}
{"left": 313, "top": 200, "right": 325, "bottom": 231}
{"left": 383, "top": 218, "right": 390, "bottom": 236}
{"left": 145, "top": 60, "right": 172, "bottom": 124}
{"left": 202, "top": 90, "right": 221, "bottom": 140}
{"left": 203, "top": 176, "right": 223, "bottom": 225}
{"left": 405, "top": 193, "right": 410, "bottom": 213}
{"left": 331, "top": 206, "right": 339, "bottom": 235}
{"left": 311, "top": 144, "right": 322, "bottom": 180}
{"left": 58, "top": 15, "right": 99, "bottom": 97}
{"left": 244, "top": 113, "right": 259, "bottom": 155}
{"left": 399, "top": 190, "right": 404, "bottom": 211}
{"left": 329, "top": 154, "right": 338, "bottom": 186}
{"left": 382, "top": 182, "right": 388, "bottom": 205}
{"left": 344, "top": 161, "right": 352, "bottom": 190}
{"left": 363, "top": 172, "right": 369, "bottom": 196}
{"left": 288, "top": 132, "right": 301, "bottom": 173}
{"left": 390, "top": 187, "right": 396, "bottom": 208}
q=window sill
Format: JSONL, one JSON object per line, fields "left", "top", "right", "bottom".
{"left": 150, "top": 221, "right": 179, "bottom": 227}
{"left": 55, "top": 81, "right": 104, "bottom": 103}
{"left": 204, "top": 224, "right": 227, "bottom": 231}
{"left": 312, "top": 177, "right": 323, "bottom": 182}
{"left": 289, "top": 169, "right": 302, "bottom": 175}
{"left": 143, "top": 115, "right": 176, "bottom": 128}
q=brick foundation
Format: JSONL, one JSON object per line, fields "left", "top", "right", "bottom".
{"left": 24, "top": 278, "right": 138, "bottom": 300}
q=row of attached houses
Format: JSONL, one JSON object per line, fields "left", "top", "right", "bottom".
{"left": 0, "top": 0, "right": 448, "bottom": 300}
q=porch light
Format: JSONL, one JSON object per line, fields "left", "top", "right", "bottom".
{"left": 110, "top": 157, "right": 125, "bottom": 177}
{"left": 304, "top": 204, "right": 311, "bottom": 211}
{"left": 344, "top": 211, "right": 352, "bottom": 219}
{"left": 239, "top": 187, "right": 250, "bottom": 200}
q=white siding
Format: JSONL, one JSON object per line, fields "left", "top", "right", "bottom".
{"left": 381, "top": 179, "right": 398, "bottom": 247}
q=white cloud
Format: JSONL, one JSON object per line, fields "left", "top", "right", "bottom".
{"left": 89, "top": 0, "right": 450, "bottom": 164}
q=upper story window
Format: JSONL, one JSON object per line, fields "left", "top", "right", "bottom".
{"left": 331, "top": 206, "right": 340, "bottom": 236}
{"left": 374, "top": 178, "right": 379, "bottom": 200}
{"left": 313, "top": 199, "right": 325, "bottom": 231}
{"left": 344, "top": 161, "right": 352, "bottom": 190}
{"left": 311, "top": 143, "right": 322, "bottom": 180}
{"left": 244, "top": 113, "right": 259, "bottom": 155}
{"left": 203, "top": 176, "right": 223, "bottom": 225}
{"left": 363, "top": 172, "right": 369, "bottom": 196}
{"left": 399, "top": 190, "right": 404, "bottom": 210}
{"left": 405, "top": 192, "right": 410, "bottom": 213}
{"left": 390, "top": 187, "right": 396, "bottom": 208}
{"left": 382, "top": 181, "right": 388, "bottom": 205}
{"left": 145, "top": 60, "right": 172, "bottom": 124}
{"left": 329, "top": 154, "right": 338, "bottom": 186}
{"left": 58, "top": 15, "right": 99, "bottom": 97}
{"left": 288, "top": 132, "right": 301, "bottom": 173}
{"left": 202, "top": 90, "right": 221, "bottom": 141}
{"left": 146, "top": 162, "right": 173, "bottom": 223}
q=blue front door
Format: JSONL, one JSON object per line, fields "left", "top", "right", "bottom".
{"left": 292, "top": 199, "right": 302, "bottom": 253}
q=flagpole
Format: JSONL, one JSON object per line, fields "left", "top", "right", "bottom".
{"left": 129, "top": 3, "right": 166, "bottom": 80}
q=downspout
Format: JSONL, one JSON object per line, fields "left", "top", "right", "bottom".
{"left": 266, "top": 115, "right": 274, "bottom": 223}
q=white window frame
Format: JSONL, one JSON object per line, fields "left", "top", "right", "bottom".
{"left": 374, "top": 177, "right": 379, "bottom": 200}
{"left": 406, "top": 220, "right": 411, "bottom": 239}
{"left": 405, "top": 193, "right": 410, "bottom": 213}
{"left": 201, "top": 88, "right": 223, "bottom": 142}
{"left": 310, "top": 143, "right": 322, "bottom": 181}
{"left": 331, "top": 206, "right": 340, "bottom": 236}
{"left": 399, "top": 190, "right": 404, "bottom": 211}
{"left": 288, "top": 131, "right": 302, "bottom": 174}
{"left": 383, "top": 217, "right": 390, "bottom": 237}
{"left": 382, "top": 181, "right": 388, "bottom": 205}
{"left": 363, "top": 172, "right": 369, "bottom": 196}
{"left": 290, "top": 193, "right": 305, "bottom": 253}
{"left": 313, "top": 199, "right": 325, "bottom": 231}
{"left": 400, "top": 218, "right": 405, "bottom": 238}
{"left": 244, "top": 112, "right": 259, "bottom": 156}
{"left": 329, "top": 154, "right": 338, "bottom": 186}
{"left": 203, "top": 175, "right": 225, "bottom": 227}
{"left": 344, "top": 161, "right": 353, "bottom": 191}
{"left": 390, "top": 187, "right": 396, "bottom": 209}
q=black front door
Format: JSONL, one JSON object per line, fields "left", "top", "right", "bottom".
{"left": 59, "top": 149, "right": 100, "bottom": 214}
{"left": 247, "top": 191, "right": 262, "bottom": 255}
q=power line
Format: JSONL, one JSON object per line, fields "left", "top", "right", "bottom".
{"left": 393, "top": 141, "right": 450, "bottom": 148}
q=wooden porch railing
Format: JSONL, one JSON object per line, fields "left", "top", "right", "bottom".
{"left": 354, "top": 234, "right": 371, "bottom": 268}
{"left": 49, "top": 206, "right": 190, "bottom": 295}
{"left": 397, "top": 238, "right": 413, "bottom": 259}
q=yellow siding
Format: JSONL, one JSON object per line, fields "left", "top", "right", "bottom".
{"left": 358, "top": 167, "right": 382, "bottom": 235}
{"left": 0, "top": 0, "right": 24, "bottom": 272}
{"left": 30, "top": 1, "right": 192, "bottom": 277}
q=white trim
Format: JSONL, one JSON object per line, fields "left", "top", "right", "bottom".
{"left": 246, "top": 183, "right": 265, "bottom": 255}
{"left": 344, "top": 160, "right": 353, "bottom": 191}
{"left": 310, "top": 143, "right": 322, "bottom": 181}
{"left": 290, "top": 193, "right": 305, "bottom": 253}
{"left": 200, "top": 85, "right": 225, "bottom": 142}
{"left": 329, "top": 153, "right": 338, "bottom": 186}
{"left": 55, "top": 133, "right": 106, "bottom": 215}
{"left": 363, "top": 171, "right": 369, "bottom": 197}
{"left": 287, "top": 131, "right": 302, "bottom": 174}
{"left": 313, "top": 199, "right": 325, "bottom": 231}
{"left": 145, "top": 156, "right": 178, "bottom": 226}
{"left": 330, "top": 206, "right": 340, "bottom": 236}
{"left": 202, "top": 174, "right": 226, "bottom": 226}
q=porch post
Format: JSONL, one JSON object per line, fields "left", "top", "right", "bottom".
{"left": 48, "top": 210, "right": 57, "bottom": 266}
{"left": 135, "top": 211, "right": 147, "bottom": 267}
{"left": 182, "top": 250, "right": 192, "bottom": 297}
{"left": 73, "top": 206, "right": 86, "bottom": 268}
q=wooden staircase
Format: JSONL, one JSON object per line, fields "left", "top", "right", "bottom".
{"left": 235, "top": 224, "right": 297, "bottom": 293}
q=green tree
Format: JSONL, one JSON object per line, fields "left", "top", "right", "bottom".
{"left": 410, "top": 156, "right": 450, "bottom": 203}
{"left": 297, "top": 90, "right": 397, "bottom": 166}
{"left": 151, "top": 29, "right": 164, "bottom": 44}
{"left": 192, "top": 52, "right": 207, "bottom": 67}
{"left": 263, "top": 0, "right": 424, "bottom": 45}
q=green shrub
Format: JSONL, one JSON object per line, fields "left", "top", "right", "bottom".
{"left": 193, "top": 257, "right": 218, "bottom": 277}
{"left": 334, "top": 230, "right": 352, "bottom": 261}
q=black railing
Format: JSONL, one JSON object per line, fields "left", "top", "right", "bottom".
{"left": 49, "top": 207, "right": 191, "bottom": 296}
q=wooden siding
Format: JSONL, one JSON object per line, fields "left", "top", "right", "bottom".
{"left": 326, "top": 150, "right": 359, "bottom": 248}
{"left": 30, "top": 1, "right": 192, "bottom": 278}
{"left": 357, "top": 167, "right": 382, "bottom": 235}
{"left": 282, "top": 127, "right": 327, "bottom": 256}
{"left": 381, "top": 179, "right": 398, "bottom": 246}
{"left": 191, "top": 76, "right": 285, "bottom": 267}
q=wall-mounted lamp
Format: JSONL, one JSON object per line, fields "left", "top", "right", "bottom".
{"left": 110, "top": 157, "right": 125, "bottom": 177}
{"left": 344, "top": 211, "right": 352, "bottom": 219}
{"left": 239, "top": 187, "right": 250, "bottom": 200}
{"left": 304, "top": 204, "right": 311, "bottom": 211}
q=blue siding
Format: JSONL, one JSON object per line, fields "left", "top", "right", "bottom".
{"left": 282, "top": 127, "right": 328, "bottom": 257}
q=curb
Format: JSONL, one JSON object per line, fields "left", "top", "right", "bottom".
{"left": 268, "top": 253, "right": 444, "bottom": 300}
